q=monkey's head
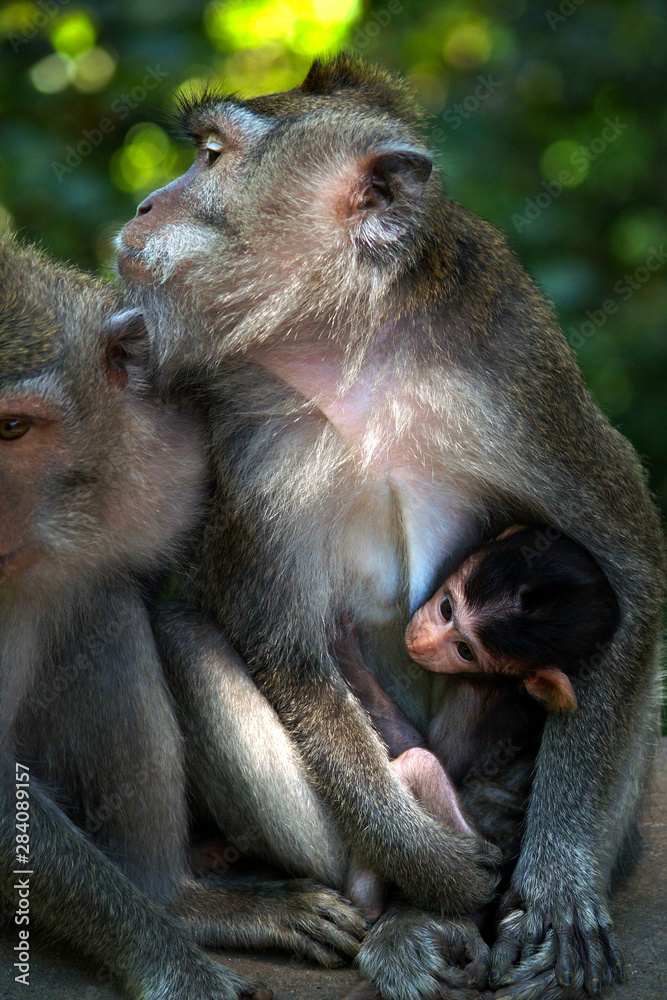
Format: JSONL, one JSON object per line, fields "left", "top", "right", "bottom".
{"left": 0, "top": 238, "right": 204, "bottom": 596}
{"left": 405, "top": 526, "right": 621, "bottom": 713}
{"left": 117, "top": 55, "right": 435, "bottom": 360}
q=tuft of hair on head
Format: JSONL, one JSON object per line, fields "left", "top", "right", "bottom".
{"left": 300, "top": 52, "right": 425, "bottom": 126}
{"left": 463, "top": 526, "right": 621, "bottom": 677}
{"left": 172, "top": 85, "right": 236, "bottom": 144}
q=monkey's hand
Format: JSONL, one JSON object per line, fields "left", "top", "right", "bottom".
{"left": 489, "top": 883, "right": 624, "bottom": 999}
{"left": 346, "top": 905, "right": 490, "bottom": 1000}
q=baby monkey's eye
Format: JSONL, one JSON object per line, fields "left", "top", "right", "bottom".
{"left": 456, "top": 641, "right": 475, "bottom": 662}
{"left": 204, "top": 135, "right": 224, "bottom": 165}
{"left": 440, "top": 595, "right": 453, "bottom": 622}
{"left": 0, "top": 418, "right": 31, "bottom": 441}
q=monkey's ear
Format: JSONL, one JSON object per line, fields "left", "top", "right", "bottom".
{"left": 100, "top": 309, "right": 150, "bottom": 387}
{"left": 342, "top": 147, "right": 433, "bottom": 248}
{"left": 524, "top": 667, "right": 577, "bottom": 713}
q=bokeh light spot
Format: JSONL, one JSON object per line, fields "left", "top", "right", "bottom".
{"left": 443, "top": 20, "right": 493, "bottom": 70}
{"left": 0, "top": 3, "right": 37, "bottom": 38}
{"left": 73, "top": 47, "right": 117, "bottom": 93}
{"left": 50, "top": 12, "right": 97, "bottom": 58}
{"left": 205, "top": 0, "right": 360, "bottom": 56}
{"left": 29, "top": 52, "right": 74, "bottom": 93}
{"left": 110, "top": 123, "right": 178, "bottom": 194}
{"left": 609, "top": 209, "right": 667, "bottom": 264}
{"left": 541, "top": 140, "right": 588, "bottom": 187}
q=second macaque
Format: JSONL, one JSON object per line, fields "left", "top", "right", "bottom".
{"left": 340, "top": 526, "right": 619, "bottom": 920}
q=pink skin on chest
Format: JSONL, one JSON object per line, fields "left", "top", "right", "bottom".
{"left": 249, "top": 339, "right": 481, "bottom": 614}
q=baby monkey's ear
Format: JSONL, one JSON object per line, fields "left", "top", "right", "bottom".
{"left": 523, "top": 667, "right": 577, "bottom": 713}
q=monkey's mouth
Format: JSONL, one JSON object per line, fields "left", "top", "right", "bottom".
{"left": 115, "top": 243, "right": 153, "bottom": 283}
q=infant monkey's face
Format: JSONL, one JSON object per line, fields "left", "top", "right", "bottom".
{"left": 404, "top": 551, "right": 577, "bottom": 713}
{"left": 404, "top": 558, "right": 485, "bottom": 675}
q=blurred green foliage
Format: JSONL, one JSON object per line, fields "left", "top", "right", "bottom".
{"left": 0, "top": 0, "right": 665, "bottom": 720}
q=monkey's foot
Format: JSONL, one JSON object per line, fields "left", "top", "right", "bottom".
{"left": 350, "top": 905, "right": 490, "bottom": 1000}
{"left": 139, "top": 944, "right": 272, "bottom": 1000}
{"left": 170, "top": 877, "right": 366, "bottom": 969}
{"left": 489, "top": 886, "right": 624, "bottom": 999}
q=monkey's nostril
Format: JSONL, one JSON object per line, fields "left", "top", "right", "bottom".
{"left": 136, "top": 200, "right": 152, "bottom": 216}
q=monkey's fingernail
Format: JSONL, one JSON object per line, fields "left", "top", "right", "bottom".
{"left": 614, "top": 961, "right": 624, "bottom": 980}
{"left": 590, "top": 977, "right": 600, "bottom": 993}
{"left": 560, "top": 971, "right": 572, "bottom": 986}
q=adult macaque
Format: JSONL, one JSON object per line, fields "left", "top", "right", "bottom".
{"left": 0, "top": 238, "right": 363, "bottom": 1000}
{"left": 340, "top": 526, "right": 620, "bottom": 921}
{"left": 118, "top": 56, "right": 665, "bottom": 1000}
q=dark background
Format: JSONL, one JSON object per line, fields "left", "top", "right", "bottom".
{"left": 1, "top": 0, "right": 665, "bottom": 717}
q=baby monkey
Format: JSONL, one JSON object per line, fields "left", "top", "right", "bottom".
{"left": 340, "top": 526, "right": 619, "bottom": 920}
{"left": 405, "top": 524, "right": 619, "bottom": 710}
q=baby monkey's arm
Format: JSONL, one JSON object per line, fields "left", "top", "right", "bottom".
{"left": 333, "top": 620, "right": 426, "bottom": 758}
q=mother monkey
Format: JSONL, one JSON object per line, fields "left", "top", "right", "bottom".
{"left": 117, "top": 57, "right": 665, "bottom": 1000}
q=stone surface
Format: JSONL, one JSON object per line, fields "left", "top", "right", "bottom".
{"left": 1, "top": 742, "right": 665, "bottom": 1000}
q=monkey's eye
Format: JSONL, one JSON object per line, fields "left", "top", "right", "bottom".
{"left": 204, "top": 135, "right": 224, "bottom": 165}
{"left": 440, "top": 596, "right": 453, "bottom": 622}
{"left": 0, "top": 418, "right": 31, "bottom": 441}
{"left": 456, "top": 641, "right": 475, "bottom": 662}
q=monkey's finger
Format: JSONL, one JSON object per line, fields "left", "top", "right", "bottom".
{"left": 516, "top": 910, "right": 548, "bottom": 964}
{"left": 207, "top": 966, "right": 273, "bottom": 1000}
{"left": 435, "top": 920, "right": 490, "bottom": 988}
{"left": 311, "top": 889, "right": 368, "bottom": 938}
{"left": 555, "top": 927, "right": 575, "bottom": 988}
{"left": 495, "top": 967, "right": 585, "bottom": 1000}
{"left": 495, "top": 933, "right": 557, "bottom": 987}
{"left": 460, "top": 927, "right": 492, "bottom": 988}
{"left": 580, "top": 928, "right": 606, "bottom": 995}
{"left": 295, "top": 916, "right": 364, "bottom": 960}
{"left": 281, "top": 931, "right": 351, "bottom": 968}
{"left": 601, "top": 928, "right": 624, "bottom": 983}
{"left": 589, "top": 906, "right": 624, "bottom": 987}
{"left": 489, "top": 910, "right": 526, "bottom": 986}
{"left": 495, "top": 971, "right": 557, "bottom": 1000}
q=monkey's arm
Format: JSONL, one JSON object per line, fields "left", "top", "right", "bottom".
{"left": 250, "top": 642, "right": 500, "bottom": 917}
{"left": 0, "top": 758, "right": 262, "bottom": 1000}
{"left": 484, "top": 387, "right": 665, "bottom": 998}
{"left": 333, "top": 623, "right": 426, "bottom": 758}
